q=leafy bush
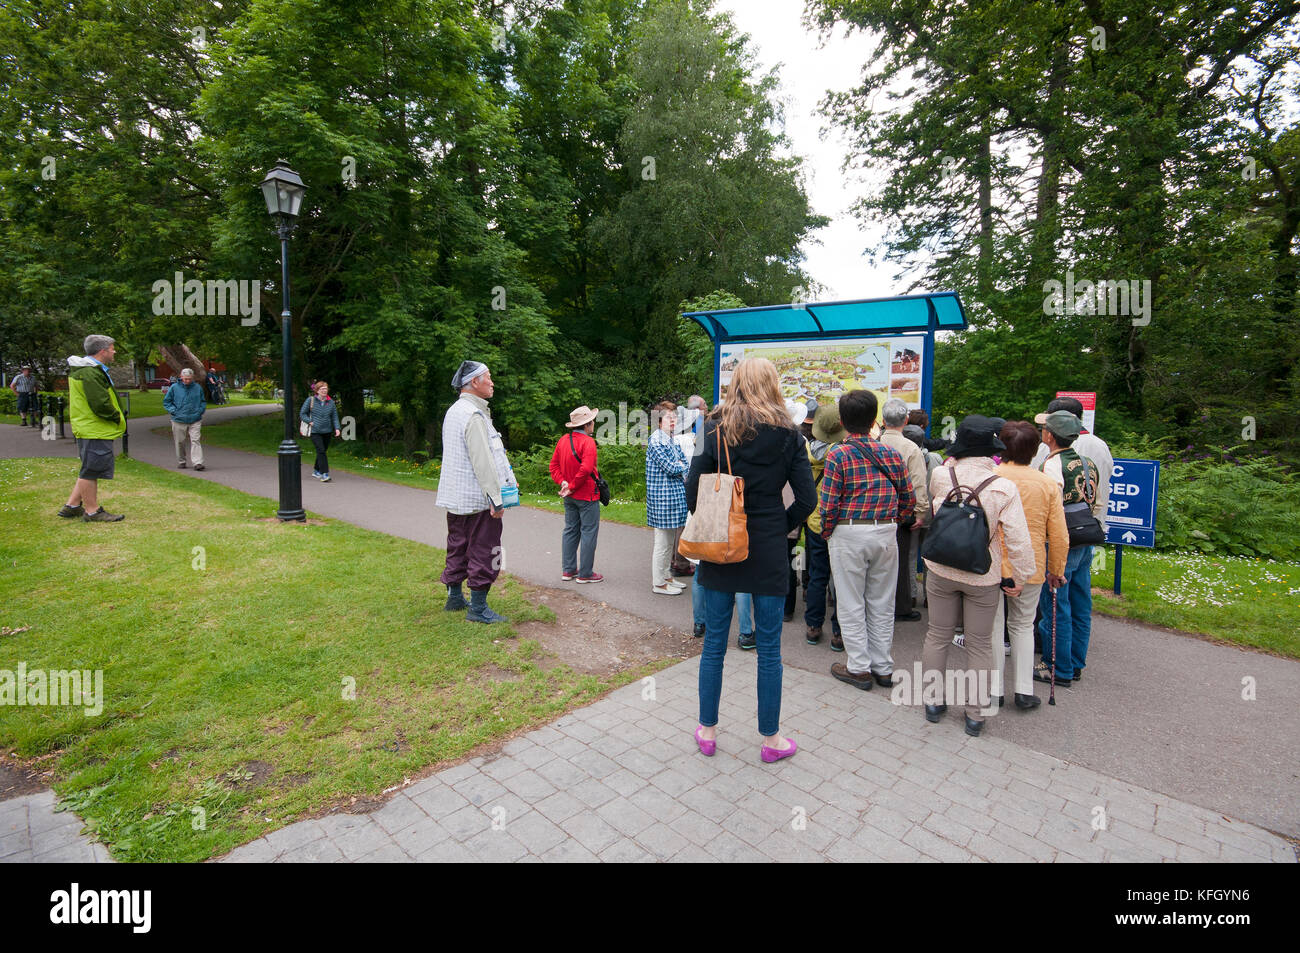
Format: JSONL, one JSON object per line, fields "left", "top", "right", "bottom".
{"left": 242, "top": 378, "right": 276, "bottom": 399}
{"left": 512, "top": 439, "right": 650, "bottom": 502}
{"left": 1108, "top": 433, "right": 1300, "bottom": 560}
{"left": 0, "top": 390, "right": 63, "bottom": 415}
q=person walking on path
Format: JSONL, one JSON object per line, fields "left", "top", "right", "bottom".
{"left": 300, "top": 380, "right": 341, "bottom": 482}
{"left": 991, "top": 421, "right": 1068, "bottom": 712}
{"left": 58, "top": 335, "right": 127, "bottom": 522}
{"left": 820, "top": 389, "right": 916, "bottom": 693}
{"left": 1033, "top": 409, "right": 1101, "bottom": 686}
{"left": 164, "top": 368, "right": 207, "bottom": 470}
{"left": 11, "top": 366, "right": 38, "bottom": 427}
{"left": 549, "top": 405, "right": 603, "bottom": 584}
{"left": 879, "top": 398, "right": 931, "bottom": 621}
{"left": 920, "top": 415, "right": 1036, "bottom": 737}
{"left": 647, "top": 400, "right": 689, "bottom": 595}
{"left": 686, "top": 358, "right": 815, "bottom": 764}
{"left": 435, "top": 361, "right": 517, "bottom": 624}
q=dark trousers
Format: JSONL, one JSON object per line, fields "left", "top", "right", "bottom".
{"left": 441, "top": 509, "right": 504, "bottom": 590}
{"left": 562, "top": 497, "right": 600, "bottom": 577}
{"left": 802, "top": 529, "right": 841, "bottom": 635}
{"left": 310, "top": 432, "right": 332, "bottom": 473}
{"left": 895, "top": 524, "right": 915, "bottom": 614}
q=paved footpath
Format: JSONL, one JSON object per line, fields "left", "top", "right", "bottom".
{"left": 2, "top": 411, "right": 1297, "bottom": 862}
{"left": 216, "top": 661, "right": 1294, "bottom": 863}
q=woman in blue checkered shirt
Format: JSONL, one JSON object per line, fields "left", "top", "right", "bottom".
{"left": 647, "top": 400, "right": 690, "bottom": 594}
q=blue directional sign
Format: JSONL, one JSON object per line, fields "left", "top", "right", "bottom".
{"left": 1105, "top": 458, "right": 1160, "bottom": 548}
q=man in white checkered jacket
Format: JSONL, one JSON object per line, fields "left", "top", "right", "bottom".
{"left": 435, "top": 360, "right": 516, "bottom": 623}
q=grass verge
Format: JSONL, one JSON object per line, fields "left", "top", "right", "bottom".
{"left": 1090, "top": 546, "right": 1300, "bottom": 658}
{"left": 0, "top": 456, "right": 656, "bottom": 861}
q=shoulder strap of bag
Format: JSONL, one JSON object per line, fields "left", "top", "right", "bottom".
{"left": 716, "top": 424, "right": 732, "bottom": 475}
{"left": 1077, "top": 452, "right": 1098, "bottom": 505}
{"left": 854, "top": 437, "right": 908, "bottom": 500}
{"left": 943, "top": 462, "right": 999, "bottom": 508}
{"left": 570, "top": 431, "right": 600, "bottom": 478}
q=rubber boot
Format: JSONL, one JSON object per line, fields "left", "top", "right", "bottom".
{"left": 465, "top": 587, "right": 507, "bottom": 624}
{"left": 444, "top": 583, "right": 468, "bottom": 612}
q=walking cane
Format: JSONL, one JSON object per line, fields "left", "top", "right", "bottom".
{"left": 1049, "top": 587, "right": 1058, "bottom": 706}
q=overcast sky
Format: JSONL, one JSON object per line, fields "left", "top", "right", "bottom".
{"left": 713, "top": 0, "right": 894, "bottom": 302}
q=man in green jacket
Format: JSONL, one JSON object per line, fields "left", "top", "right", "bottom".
{"left": 59, "top": 335, "right": 127, "bottom": 522}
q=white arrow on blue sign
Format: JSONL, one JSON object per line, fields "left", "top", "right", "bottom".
{"left": 1105, "top": 458, "right": 1160, "bottom": 548}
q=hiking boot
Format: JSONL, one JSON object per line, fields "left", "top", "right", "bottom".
{"left": 444, "top": 586, "right": 468, "bottom": 612}
{"left": 830, "top": 631, "right": 844, "bottom": 652}
{"left": 57, "top": 504, "right": 85, "bottom": 519}
{"left": 806, "top": 625, "right": 822, "bottom": 645}
{"left": 737, "top": 631, "right": 757, "bottom": 650}
{"left": 83, "top": 507, "right": 125, "bottom": 522}
{"left": 465, "top": 588, "right": 507, "bottom": 624}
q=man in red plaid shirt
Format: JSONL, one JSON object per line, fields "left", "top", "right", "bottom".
{"left": 820, "top": 388, "right": 916, "bottom": 691}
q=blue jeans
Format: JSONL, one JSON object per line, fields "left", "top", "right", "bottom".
{"left": 693, "top": 576, "right": 752, "bottom": 635}
{"left": 1038, "top": 545, "right": 1091, "bottom": 679}
{"left": 561, "top": 497, "right": 600, "bottom": 577}
{"left": 698, "top": 586, "right": 784, "bottom": 736}
{"left": 802, "top": 529, "right": 840, "bottom": 635}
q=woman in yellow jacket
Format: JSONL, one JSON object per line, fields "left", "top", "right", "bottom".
{"left": 990, "top": 421, "right": 1068, "bottom": 711}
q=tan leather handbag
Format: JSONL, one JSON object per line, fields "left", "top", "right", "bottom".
{"left": 679, "top": 426, "right": 748, "bottom": 563}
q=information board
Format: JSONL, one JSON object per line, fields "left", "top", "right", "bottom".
{"left": 717, "top": 334, "right": 929, "bottom": 418}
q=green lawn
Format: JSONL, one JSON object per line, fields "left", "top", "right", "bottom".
{"left": 1090, "top": 546, "right": 1300, "bottom": 658}
{"left": 198, "top": 410, "right": 652, "bottom": 525}
{"left": 1, "top": 389, "right": 267, "bottom": 426}
{"left": 0, "top": 457, "right": 663, "bottom": 862}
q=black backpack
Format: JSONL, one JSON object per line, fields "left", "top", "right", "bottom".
{"left": 920, "top": 465, "right": 1000, "bottom": 574}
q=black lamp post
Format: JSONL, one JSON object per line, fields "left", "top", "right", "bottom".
{"left": 260, "top": 159, "right": 308, "bottom": 522}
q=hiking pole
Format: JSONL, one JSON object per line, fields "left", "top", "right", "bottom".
{"left": 1049, "top": 587, "right": 1057, "bottom": 706}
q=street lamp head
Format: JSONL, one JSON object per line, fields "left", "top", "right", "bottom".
{"left": 260, "top": 160, "right": 307, "bottom": 225}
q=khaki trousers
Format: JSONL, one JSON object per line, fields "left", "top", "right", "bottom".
{"left": 921, "top": 573, "right": 999, "bottom": 721}
{"left": 172, "top": 420, "right": 203, "bottom": 466}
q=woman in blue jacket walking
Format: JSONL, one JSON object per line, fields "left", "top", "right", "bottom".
{"left": 300, "top": 380, "right": 341, "bottom": 482}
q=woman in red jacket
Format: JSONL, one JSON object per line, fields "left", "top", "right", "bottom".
{"left": 549, "top": 405, "right": 603, "bottom": 583}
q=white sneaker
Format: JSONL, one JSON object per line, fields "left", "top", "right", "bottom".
{"left": 665, "top": 580, "right": 687, "bottom": 591}
{"left": 952, "top": 631, "right": 965, "bottom": 648}
{"left": 652, "top": 584, "right": 681, "bottom": 595}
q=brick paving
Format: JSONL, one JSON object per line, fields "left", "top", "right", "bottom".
{"left": 182, "top": 657, "right": 1294, "bottom": 864}
{"left": 5, "top": 654, "right": 1294, "bottom": 862}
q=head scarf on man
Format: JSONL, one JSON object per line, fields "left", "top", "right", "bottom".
{"left": 451, "top": 360, "right": 489, "bottom": 391}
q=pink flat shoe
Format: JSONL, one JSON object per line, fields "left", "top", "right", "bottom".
{"left": 695, "top": 726, "right": 716, "bottom": 757}
{"left": 760, "top": 737, "right": 797, "bottom": 764}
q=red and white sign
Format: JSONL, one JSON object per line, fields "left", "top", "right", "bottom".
{"left": 1057, "top": 391, "right": 1096, "bottom": 435}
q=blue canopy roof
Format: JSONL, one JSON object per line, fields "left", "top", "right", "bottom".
{"left": 683, "top": 291, "right": 967, "bottom": 342}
